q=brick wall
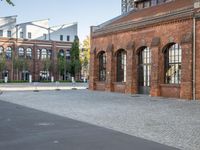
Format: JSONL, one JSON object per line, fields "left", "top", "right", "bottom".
{"left": 0, "top": 38, "right": 72, "bottom": 81}
{"left": 90, "top": 19, "right": 194, "bottom": 100}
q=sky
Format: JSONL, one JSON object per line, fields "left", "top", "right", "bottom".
{"left": 0, "top": 0, "right": 121, "bottom": 42}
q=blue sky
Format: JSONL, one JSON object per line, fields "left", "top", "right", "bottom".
{"left": 0, "top": 0, "right": 121, "bottom": 42}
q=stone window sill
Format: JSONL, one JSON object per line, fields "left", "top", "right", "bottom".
{"left": 160, "top": 84, "right": 180, "bottom": 88}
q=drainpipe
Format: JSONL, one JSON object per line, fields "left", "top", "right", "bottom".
{"left": 193, "top": 16, "right": 196, "bottom": 100}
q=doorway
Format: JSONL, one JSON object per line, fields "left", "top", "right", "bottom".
{"left": 138, "top": 47, "right": 151, "bottom": 95}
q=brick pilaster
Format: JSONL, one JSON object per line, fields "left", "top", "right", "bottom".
{"left": 105, "top": 45, "right": 114, "bottom": 92}
{"left": 180, "top": 43, "right": 193, "bottom": 100}
{"left": 89, "top": 49, "right": 97, "bottom": 90}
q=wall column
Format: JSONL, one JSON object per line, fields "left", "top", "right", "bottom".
{"left": 180, "top": 43, "right": 193, "bottom": 99}
{"left": 89, "top": 48, "right": 97, "bottom": 90}
{"left": 150, "top": 37, "right": 161, "bottom": 97}
{"left": 32, "top": 44, "right": 37, "bottom": 81}
{"left": 125, "top": 42, "right": 136, "bottom": 94}
{"left": 150, "top": 46, "right": 161, "bottom": 96}
{"left": 52, "top": 42, "right": 58, "bottom": 81}
{"left": 105, "top": 44, "right": 114, "bottom": 92}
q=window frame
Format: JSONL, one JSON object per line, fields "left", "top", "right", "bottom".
{"left": 0, "top": 30, "right": 3, "bottom": 37}
{"left": 28, "top": 32, "right": 32, "bottom": 39}
{"left": 6, "top": 47, "right": 12, "bottom": 59}
{"left": 164, "top": 43, "right": 182, "bottom": 84}
{"left": 26, "top": 48, "right": 32, "bottom": 59}
{"left": 18, "top": 47, "right": 25, "bottom": 57}
{"left": 20, "top": 32, "right": 23, "bottom": 38}
{"left": 98, "top": 52, "right": 106, "bottom": 82}
{"left": 116, "top": 49, "right": 127, "bottom": 82}
{"left": 60, "top": 35, "right": 63, "bottom": 41}
{"left": 7, "top": 30, "right": 11, "bottom": 38}
{"left": 41, "top": 49, "right": 47, "bottom": 60}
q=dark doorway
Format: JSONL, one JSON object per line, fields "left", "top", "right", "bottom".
{"left": 138, "top": 47, "right": 151, "bottom": 95}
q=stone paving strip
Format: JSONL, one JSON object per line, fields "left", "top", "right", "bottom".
{"left": 0, "top": 83, "right": 87, "bottom": 91}
{"left": 0, "top": 90, "right": 200, "bottom": 150}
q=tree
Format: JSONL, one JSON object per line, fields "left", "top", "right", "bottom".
{"left": 70, "top": 36, "right": 81, "bottom": 79}
{"left": 13, "top": 57, "right": 28, "bottom": 80}
{"left": 1, "top": 0, "right": 15, "bottom": 6}
{"left": 0, "top": 56, "right": 6, "bottom": 79}
{"left": 42, "top": 58, "right": 52, "bottom": 73}
{"left": 57, "top": 53, "right": 71, "bottom": 80}
{"left": 80, "top": 36, "right": 90, "bottom": 80}
{"left": 41, "top": 58, "right": 52, "bottom": 81}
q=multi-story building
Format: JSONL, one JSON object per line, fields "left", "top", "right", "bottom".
{"left": 0, "top": 15, "right": 78, "bottom": 82}
{"left": 121, "top": 0, "right": 173, "bottom": 14}
{"left": 90, "top": 0, "right": 200, "bottom": 100}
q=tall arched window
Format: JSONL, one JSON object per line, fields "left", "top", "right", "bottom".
{"left": 6, "top": 47, "right": 12, "bottom": 59}
{"left": 66, "top": 49, "right": 70, "bottom": 60}
{"left": 41, "top": 49, "right": 47, "bottom": 59}
{"left": 18, "top": 47, "right": 25, "bottom": 57}
{"left": 37, "top": 49, "right": 41, "bottom": 59}
{"left": 26, "top": 48, "right": 32, "bottom": 59}
{"left": 48, "top": 49, "right": 52, "bottom": 59}
{"left": 59, "top": 49, "right": 64, "bottom": 57}
{"left": 99, "top": 52, "right": 106, "bottom": 81}
{"left": 0, "top": 46, "right": 3, "bottom": 55}
{"left": 164, "top": 43, "right": 182, "bottom": 84}
{"left": 138, "top": 47, "right": 151, "bottom": 94}
{"left": 116, "top": 49, "right": 127, "bottom": 82}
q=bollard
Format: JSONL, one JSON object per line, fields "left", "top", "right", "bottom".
{"left": 33, "top": 82, "right": 39, "bottom": 92}
{"left": 55, "top": 81, "right": 60, "bottom": 91}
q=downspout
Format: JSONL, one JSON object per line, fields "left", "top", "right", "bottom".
{"left": 193, "top": 16, "right": 196, "bottom": 100}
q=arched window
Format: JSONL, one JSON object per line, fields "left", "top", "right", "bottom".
{"left": 99, "top": 52, "right": 106, "bottom": 81}
{"left": 164, "top": 43, "right": 182, "bottom": 84}
{"left": 138, "top": 47, "right": 151, "bottom": 94}
{"left": 41, "top": 49, "right": 47, "bottom": 59}
{"left": 59, "top": 49, "right": 64, "bottom": 57}
{"left": 48, "top": 49, "right": 52, "bottom": 59}
{"left": 66, "top": 49, "right": 70, "bottom": 60}
{"left": 37, "top": 49, "right": 41, "bottom": 59}
{"left": 6, "top": 47, "right": 12, "bottom": 59}
{"left": 26, "top": 48, "right": 32, "bottom": 59}
{"left": 18, "top": 47, "right": 25, "bottom": 57}
{"left": 116, "top": 49, "right": 126, "bottom": 82}
{"left": 0, "top": 46, "right": 3, "bottom": 55}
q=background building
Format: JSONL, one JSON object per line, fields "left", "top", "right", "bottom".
{"left": 121, "top": 0, "right": 173, "bottom": 14}
{"left": 0, "top": 15, "right": 78, "bottom": 82}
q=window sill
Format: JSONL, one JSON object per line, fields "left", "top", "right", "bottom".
{"left": 160, "top": 84, "right": 180, "bottom": 88}
{"left": 96, "top": 81, "right": 106, "bottom": 84}
{"left": 113, "top": 82, "right": 126, "bottom": 85}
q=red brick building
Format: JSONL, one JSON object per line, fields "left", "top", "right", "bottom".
{"left": 89, "top": 0, "right": 200, "bottom": 100}
{"left": 0, "top": 37, "right": 72, "bottom": 81}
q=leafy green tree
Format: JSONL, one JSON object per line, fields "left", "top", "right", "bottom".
{"left": 80, "top": 36, "right": 90, "bottom": 80}
{"left": 42, "top": 58, "right": 52, "bottom": 81}
{"left": 57, "top": 53, "right": 71, "bottom": 80}
{"left": 42, "top": 58, "right": 52, "bottom": 72}
{"left": 13, "top": 57, "right": 28, "bottom": 80}
{"left": 0, "top": 56, "right": 6, "bottom": 79}
{"left": 70, "top": 36, "right": 81, "bottom": 79}
{"left": 57, "top": 53, "right": 65, "bottom": 80}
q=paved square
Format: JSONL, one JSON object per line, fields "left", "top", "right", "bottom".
{"left": 0, "top": 100, "right": 179, "bottom": 150}
{"left": 0, "top": 90, "right": 200, "bottom": 150}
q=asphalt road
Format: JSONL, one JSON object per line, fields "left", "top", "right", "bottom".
{"left": 0, "top": 100, "right": 180, "bottom": 150}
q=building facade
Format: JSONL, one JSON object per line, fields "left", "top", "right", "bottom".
{"left": 90, "top": 0, "right": 200, "bottom": 100}
{"left": 0, "top": 16, "right": 78, "bottom": 82}
{"left": 121, "top": 0, "right": 173, "bottom": 14}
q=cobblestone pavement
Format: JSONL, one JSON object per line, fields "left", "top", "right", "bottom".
{"left": 0, "top": 90, "right": 200, "bottom": 150}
